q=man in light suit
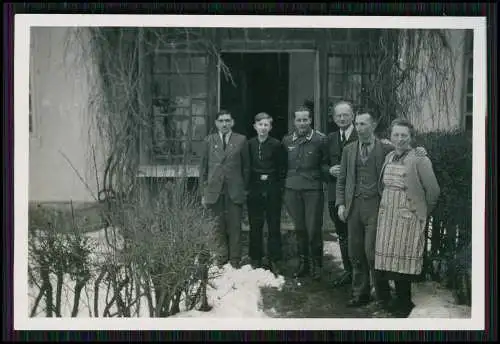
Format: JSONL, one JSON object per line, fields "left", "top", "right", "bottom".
{"left": 199, "top": 110, "right": 250, "bottom": 269}
{"left": 326, "top": 101, "right": 358, "bottom": 288}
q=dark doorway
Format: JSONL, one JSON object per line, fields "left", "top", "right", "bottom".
{"left": 220, "top": 53, "right": 289, "bottom": 141}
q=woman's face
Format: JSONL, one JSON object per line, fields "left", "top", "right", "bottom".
{"left": 391, "top": 124, "right": 412, "bottom": 151}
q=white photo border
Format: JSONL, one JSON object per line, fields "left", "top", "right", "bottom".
{"left": 14, "top": 14, "right": 487, "bottom": 331}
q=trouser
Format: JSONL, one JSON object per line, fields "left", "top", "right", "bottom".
{"left": 247, "top": 180, "right": 283, "bottom": 262}
{"left": 348, "top": 196, "right": 391, "bottom": 300}
{"left": 207, "top": 183, "right": 242, "bottom": 263}
{"left": 284, "top": 188, "right": 324, "bottom": 267}
{"left": 328, "top": 201, "right": 352, "bottom": 273}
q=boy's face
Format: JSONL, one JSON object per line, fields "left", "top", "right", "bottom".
{"left": 254, "top": 119, "right": 272, "bottom": 136}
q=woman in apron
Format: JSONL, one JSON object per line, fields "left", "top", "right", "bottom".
{"left": 375, "top": 118, "right": 441, "bottom": 317}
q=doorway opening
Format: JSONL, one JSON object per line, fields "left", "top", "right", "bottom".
{"left": 220, "top": 53, "right": 290, "bottom": 141}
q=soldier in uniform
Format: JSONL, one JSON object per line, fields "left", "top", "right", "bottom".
{"left": 282, "top": 106, "right": 330, "bottom": 280}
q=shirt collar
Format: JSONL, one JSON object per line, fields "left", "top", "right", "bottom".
{"left": 341, "top": 124, "right": 354, "bottom": 141}
{"left": 292, "top": 128, "right": 314, "bottom": 142}
{"left": 219, "top": 131, "right": 232, "bottom": 140}
{"left": 359, "top": 135, "right": 376, "bottom": 147}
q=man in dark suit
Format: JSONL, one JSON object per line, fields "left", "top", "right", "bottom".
{"left": 282, "top": 106, "right": 330, "bottom": 280}
{"left": 326, "top": 101, "right": 358, "bottom": 288}
{"left": 336, "top": 111, "right": 394, "bottom": 307}
{"left": 199, "top": 110, "right": 250, "bottom": 269}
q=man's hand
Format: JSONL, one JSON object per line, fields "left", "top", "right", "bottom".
{"left": 381, "top": 138, "right": 394, "bottom": 146}
{"left": 337, "top": 205, "right": 347, "bottom": 222}
{"left": 329, "top": 165, "right": 341, "bottom": 178}
{"left": 415, "top": 146, "right": 428, "bottom": 157}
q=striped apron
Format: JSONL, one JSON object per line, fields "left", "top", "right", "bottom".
{"left": 374, "top": 161, "right": 427, "bottom": 275}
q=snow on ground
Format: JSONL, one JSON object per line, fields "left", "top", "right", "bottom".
{"left": 324, "top": 240, "right": 471, "bottom": 318}
{"left": 172, "top": 264, "right": 285, "bottom": 318}
{"left": 29, "top": 229, "right": 470, "bottom": 318}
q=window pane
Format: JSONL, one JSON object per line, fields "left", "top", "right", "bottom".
{"left": 153, "top": 75, "right": 170, "bottom": 98}
{"left": 171, "top": 55, "right": 190, "bottom": 73}
{"left": 467, "top": 77, "right": 473, "bottom": 94}
{"left": 154, "top": 54, "right": 171, "bottom": 73}
{"left": 328, "top": 56, "right": 343, "bottom": 73}
{"left": 190, "top": 75, "right": 208, "bottom": 98}
{"left": 466, "top": 96, "right": 473, "bottom": 113}
{"left": 170, "top": 76, "right": 191, "bottom": 98}
{"left": 191, "top": 140, "right": 205, "bottom": 159}
{"left": 328, "top": 77, "right": 343, "bottom": 97}
{"left": 191, "top": 56, "right": 207, "bottom": 72}
{"left": 192, "top": 99, "right": 206, "bottom": 116}
{"left": 192, "top": 116, "right": 207, "bottom": 140}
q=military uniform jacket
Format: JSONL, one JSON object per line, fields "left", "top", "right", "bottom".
{"left": 199, "top": 132, "right": 250, "bottom": 205}
{"left": 282, "top": 129, "right": 330, "bottom": 190}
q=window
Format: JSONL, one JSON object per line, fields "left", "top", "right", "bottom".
{"left": 464, "top": 32, "right": 473, "bottom": 131}
{"left": 327, "top": 53, "right": 375, "bottom": 117}
{"left": 151, "top": 52, "right": 209, "bottom": 164}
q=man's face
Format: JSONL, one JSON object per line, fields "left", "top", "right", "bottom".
{"left": 254, "top": 119, "right": 272, "bottom": 136}
{"left": 215, "top": 114, "right": 234, "bottom": 134}
{"left": 333, "top": 104, "right": 354, "bottom": 130}
{"left": 355, "top": 113, "right": 376, "bottom": 140}
{"left": 294, "top": 111, "right": 312, "bottom": 134}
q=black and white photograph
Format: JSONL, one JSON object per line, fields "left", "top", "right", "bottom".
{"left": 14, "top": 14, "right": 486, "bottom": 331}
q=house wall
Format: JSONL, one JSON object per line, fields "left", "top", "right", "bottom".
{"left": 29, "top": 27, "right": 106, "bottom": 204}
{"left": 407, "top": 29, "right": 467, "bottom": 133}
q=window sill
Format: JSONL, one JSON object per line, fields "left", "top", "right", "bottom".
{"left": 137, "top": 164, "right": 200, "bottom": 178}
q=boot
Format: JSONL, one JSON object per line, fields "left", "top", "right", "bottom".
{"left": 310, "top": 258, "right": 321, "bottom": 281}
{"left": 294, "top": 255, "right": 309, "bottom": 278}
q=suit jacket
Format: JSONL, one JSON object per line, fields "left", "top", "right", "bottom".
{"left": 336, "top": 138, "right": 394, "bottom": 217}
{"left": 326, "top": 128, "right": 358, "bottom": 203}
{"left": 378, "top": 149, "right": 441, "bottom": 221}
{"left": 199, "top": 132, "right": 250, "bottom": 205}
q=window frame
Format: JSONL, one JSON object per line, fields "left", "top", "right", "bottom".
{"left": 148, "top": 50, "right": 211, "bottom": 169}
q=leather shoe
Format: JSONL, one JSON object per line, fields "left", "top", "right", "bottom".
{"left": 332, "top": 272, "right": 352, "bottom": 287}
{"left": 346, "top": 296, "right": 370, "bottom": 308}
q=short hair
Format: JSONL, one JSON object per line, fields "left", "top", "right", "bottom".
{"left": 294, "top": 105, "right": 312, "bottom": 119}
{"left": 390, "top": 118, "right": 416, "bottom": 139}
{"left": 216, "top": 109, "right": 233, "bottom": 120}
{"left": 333, "top": 100, "right": 354, "bottom": 114}
{"left": 254, "top": 112, "right": 273, "bottom": 124}
{"left": 356, "top": 109, "right": 378, "bottom": 123}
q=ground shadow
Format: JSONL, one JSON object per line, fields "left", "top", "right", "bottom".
{"left": 241, "top": 231, "right": 392, "bottom": 318}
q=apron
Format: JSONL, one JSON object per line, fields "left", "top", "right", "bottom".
{"left": 374, "top": 159, "right": 427, "bottom": 275}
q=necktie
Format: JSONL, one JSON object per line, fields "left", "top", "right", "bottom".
{"left": 222, "top": 133, "right": 227, "bottom": 150}
{"left": 341, "top": 131, "right": 346, "bottom": 144}
{"left": 361, "top": 142, "right": 369, "bottom": 160}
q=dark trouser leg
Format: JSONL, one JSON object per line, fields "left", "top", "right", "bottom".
{"left": 247, "top": 188, "right": 265, "bottom": 262}
{"left": 348, "top": 198, "right": 370, "bottom": 300}
{"left": 303, "top": 190, "right": 325, "bottom": 268}
{"left": 284, "top": 189, "right": 307, "bottom": 257}
{"left": 328, "top": 201, "right": 351, "bottom": 273}
{"left": 266, "top": 184, "right": 283, "bottom": 262}
{"left": 395, "top": 279, "right": 413, "bottom": 307}
{"left": 362, "top": 197, "right": 391, "bottom": 302}
{"left": 207, "top": 194, "right": 229, "bottom": 263}
{"left": 225, "top": 192, "right": 243, "bottom": 264}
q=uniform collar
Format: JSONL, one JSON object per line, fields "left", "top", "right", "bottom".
{"left": 292, "top": 128, "right": 314, "bottom": 142}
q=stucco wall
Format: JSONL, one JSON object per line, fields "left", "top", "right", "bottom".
{"left": 29, "top": 27, "right": 106, "bottom": 203}
{"left": 407, "top": 29, "right": 467, "bottom": 133}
